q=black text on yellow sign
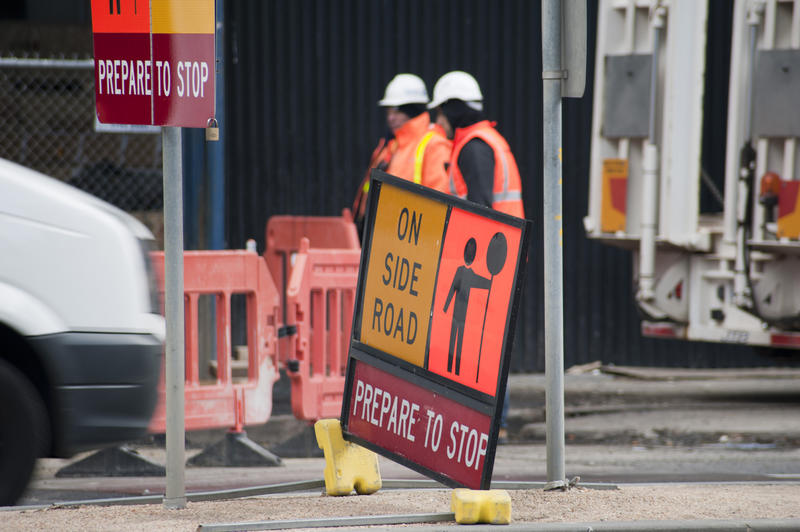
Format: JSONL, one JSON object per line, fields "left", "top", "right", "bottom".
{"left": 360, "top": 184, "right": 448, "bottom": 367}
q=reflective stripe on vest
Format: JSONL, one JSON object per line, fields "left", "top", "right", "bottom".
{"left": 495, "top": 145, "right": 511, "bottom": 204}
{"left": 448, "top": 166, "right": 467, "bottom": 198}
{"left": 413, "top": 131, "right": 436, "bottom": 185}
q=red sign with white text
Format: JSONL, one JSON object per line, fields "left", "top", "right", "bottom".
{"left": 91, "top": 0, "right": 215, "bottom": 127}
{"left": 348, "top": 359, "right": 491, "bottom": 488}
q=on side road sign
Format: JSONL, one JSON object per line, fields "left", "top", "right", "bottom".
{"left": 91, "top": 0, "right": 215, "bottom": 127}
{"left": 342, "top": 170, "right": 531, "bottom": 490}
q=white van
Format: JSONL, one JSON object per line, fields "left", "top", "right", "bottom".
{"left": 0, "top": 158, "right": 165, "bottom": 505}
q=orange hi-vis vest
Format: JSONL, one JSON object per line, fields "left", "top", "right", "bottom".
{"left": 354, "top": 113, "right": 451, "bottom": 220}
{"left": 381, "top": 112, "right": 450, "bottom": 191}
{"left": 448, "top": 120, "right": 525, "bottom": 218}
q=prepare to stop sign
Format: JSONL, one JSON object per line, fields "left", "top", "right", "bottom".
{"left": 90, "top": 0, "right": 215, "bottom": 127}
{"left": 343, "top": 171, "right": 530, "bottom": 490}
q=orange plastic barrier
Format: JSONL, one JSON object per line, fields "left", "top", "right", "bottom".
{"left": 148, "top": 250, "right": 280, "bottom": 433}
{"left": 263, "top": 211, "right": 361, "bottom": 421}
{"left": 265, "top": 209, "right": 360, "bottom": 328}
{"left": 284, "top": 237, "right": 361, "bottom": 421}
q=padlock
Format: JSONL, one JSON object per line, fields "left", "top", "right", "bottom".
{"left": 205, "top": 118, "right": 220, "bottom": 142}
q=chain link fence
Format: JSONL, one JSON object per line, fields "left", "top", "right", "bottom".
{"left": 0, "top": 57, "right": 164, "bottom": 246}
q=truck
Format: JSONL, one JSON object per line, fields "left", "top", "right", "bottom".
{"left": 585, "top": 0, "right": 800, "bottom": 354}
{"left": 0, "top": 157, "right": 164, "bottom": 505}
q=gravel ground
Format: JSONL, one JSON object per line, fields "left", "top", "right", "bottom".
{"left": 3, "top": 483, "right": 799, "bottom": 531}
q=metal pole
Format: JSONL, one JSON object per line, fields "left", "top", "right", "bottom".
{"left": 162, "top": 126, "right": 187, "bottom": 510}
{"left": 209, "top": 0, "right": 226, "bottom": 251}
{"left": 541, "top": 0, "right": 566, "bottom": 489}
{"left": 637, "top": 7, "right": 665, "bottom": 305}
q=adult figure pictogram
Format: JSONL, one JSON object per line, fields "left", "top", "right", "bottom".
{"left": 443, "top": 237, "right": 491, "bottom": 375}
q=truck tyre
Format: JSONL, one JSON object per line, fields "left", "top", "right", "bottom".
{"left": 0, "top": 359, "right": 49, "bottom": 506}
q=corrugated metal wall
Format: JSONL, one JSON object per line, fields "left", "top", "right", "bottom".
{"left": 224, "top": 0, "right": 770, "bottom": 371}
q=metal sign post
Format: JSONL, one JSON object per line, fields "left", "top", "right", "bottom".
{"left": 541, "top": 0, "right": 586, "bottom": 490}
{"left": 90, "top": 0, "right": 216, "bottom": 510}
{"left": 162, "top": 126, "right": 186, "bottom": 509}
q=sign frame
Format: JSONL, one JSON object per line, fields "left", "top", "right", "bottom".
{"left": 341, "top": 169, "right": 531, "bottom": 490}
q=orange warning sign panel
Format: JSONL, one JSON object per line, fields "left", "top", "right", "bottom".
{"left": 359, "top": 183, "right": 448, "bottom": 367}
{"left": 427, "top": 208, "right": 522, "bottom": 396}
{"left": 91, "top": 0, "right": 150, "bottom": 33}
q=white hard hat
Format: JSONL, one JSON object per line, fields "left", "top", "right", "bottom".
{"left": 427, "top": 71, "right": 483, "bottom": 110}
{"left": 378, "top": 74, "right": 429, "bottom": 107}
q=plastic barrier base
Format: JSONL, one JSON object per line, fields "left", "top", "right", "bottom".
{"left": 187, "top": 431, "right": 283, "bottom": 467}
{"left": 451, "top": 488, "right": 512, "bottom": 525}
{"left": 314, "top": 419, "right": 381, "bottom": 496}
{"left": 55, "top": 446, "right": 165, "bottom": 478}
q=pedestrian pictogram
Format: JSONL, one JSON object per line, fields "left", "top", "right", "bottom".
{"left": 343, "top": 170, "right": 530, "bottom": 490}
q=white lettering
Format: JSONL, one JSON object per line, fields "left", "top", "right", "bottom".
{"left": 183, "top": 61, "right": 192, "bottom": 97}
{"left": 424, "top": 411, "right": 443, "bottom": 451}
{"left": 128, "top": 61, "right": 137, "bottom": 95}
{"left": 144, "top": 60, "right": 152, "bottom": 96}
{"left": 176, "top": 61, "right": 183, "bottom": 97}
{"left": 370, "top": 387, "right": 382, "bottom": 426}
{"left": 200, "top": 61, "right": 209, "bottom": 97}
{"left": 379, "top": 390, "right": 392, "bottom": 427}
{"left": 121, "top": 60, "right": 129, "bottom": 94}
{"left": 106, "top": 60, "right": 114, "bottom": 94}
{"left": 155, "top": 61, "right": 163, "bottom": 96}
{"left": 361, "top": 383, "right": 373, "bottom": 420}
{"left": 97, "top": 60, "right": 105, "bottom": 94}
{"left": 353, "top": 380, "right": 364, "bottom": 417}
{"left": 386, "top": 396, "right": 398, "bottom": 434}
{"left": 398, "top": 399, "right": 410, "bottom": 438}
{"left": 447, "top": 421, "right": 458, "bottom": 459}
{"left": 407, "top": 402, "right": 419, "bottom": 442}
{"left": 113, "top": 59, "right": 120, "bottom": 94}
{"left": 464, "top": 429, "right": 478, "bottom": 467}
{"left": 475, "top": 433, "right": 488, "bottom": 470}
{"left": 162, "top": 61, "right": 170, "bottom": 96}
{"left": 136, "top": 60, "right": 144, "bottom": 95}
{"left": 192, "top": 61, "right": 200, "bottom": 97}
{"left": 456, "top": 423, "right": 469, "bottom": 463}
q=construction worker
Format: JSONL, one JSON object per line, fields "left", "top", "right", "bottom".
{"left": 428, "top": 71, "right": 525, "bottom": 443}
{"left": 352, "top": 73, "right": 451, "bottom": 228}
{"left": 427, "top": 70, "right": 525, "bottom": 218}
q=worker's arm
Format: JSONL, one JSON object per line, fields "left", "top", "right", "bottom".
{"left": 457, "top": 138, "right": 495, "bottom": 208}
{"left": 421, "top": 135, "right": 453, "bottom": 194}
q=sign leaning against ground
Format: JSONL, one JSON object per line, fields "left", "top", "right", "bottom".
{"left": 342, "top": 170, "right": 531, "bottom": 490}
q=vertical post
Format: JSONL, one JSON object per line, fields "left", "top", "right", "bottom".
{"left": 541, "top": 0, "right": 566, "bottom": 489}
{"left": 637, "top": 6, "right": 665, "bottom": 304}
{"left": 209, "top": 0, "right": 226, "bottom": 251}
{"left": 162, "top": 126, "right": 187, "bottom": 510}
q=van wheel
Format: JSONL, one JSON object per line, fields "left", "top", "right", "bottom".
{"left": 0, "top": 359, "right": 49, "bottom": 506}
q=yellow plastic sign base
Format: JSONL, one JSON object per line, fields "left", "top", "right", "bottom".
{"left": 451, "top": 488, "right": 511, "bottom": 525}
{"left": 314, "top": 419, "right": 382, "bottom": 496}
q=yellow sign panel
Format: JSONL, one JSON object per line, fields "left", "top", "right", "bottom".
{"left": 360, "top": 183, "right": 448, "bottom": 366}
{"left": 151, "top": 0, "right": 215, "bottom": 34}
